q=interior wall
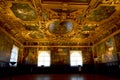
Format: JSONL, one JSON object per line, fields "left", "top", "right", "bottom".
{"left": 0, "top": 29, "right": 13, "bottom": 62}
{"left": 22, "top": 47, "right": 94, "bottom": 65}
{"left": 0, "top": 29, "right": 23, "bottom": 67}
{"left": 92, "top": 33, "right": 120, "bottom": 74}
{"left": 114, "top": 33, "right": 120, "bottom": 61}
{"left": 94, "top": 34, "right": 120, "bottom": 63}
{"left": 22, "top": 47, "right": 37, "bottom": 65}
{"left": 0, "top": 27, "right": 94, "bottom": 66}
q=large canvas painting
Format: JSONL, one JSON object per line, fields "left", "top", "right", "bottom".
{"left": 114, "top": 33, "right": 120, "bottom": 61}
{"left": 51, "top": 47, "right": 69, "bottom": 65}
{"left": 23, "top": 48, "right": 37, "bottom": 64}
{"left": 0, "top": 29, "right": 13, "bottom": 62}
{"left": 82, "top": 47, "right": 93, "bottom": 64}
{"left": 114, "top": 33, "right": 120, "bottom": 52}
{"left": 102, "top": 38, "right": 117, "bottom": 63}
{"left": 95, "top": 42, "right": 106, "bottom": 63}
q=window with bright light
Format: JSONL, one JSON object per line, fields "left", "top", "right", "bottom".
{"left": 38, "top": 51, "right": 51, "bottom": 67}
{"left": 70, "top": 51, "right": 83, "bottom": 66}
{"left": 9, "top": 45, "right": 19, "bottom": 67}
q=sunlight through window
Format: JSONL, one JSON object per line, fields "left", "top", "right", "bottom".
{"left": 9, "top": 45, "right": 19, "bottom": 67}
{"left": 70, "top": 51, "right": 83, "bottom": 66}
{"left": 38, "top": 51, "right": 50, "bottom": 67}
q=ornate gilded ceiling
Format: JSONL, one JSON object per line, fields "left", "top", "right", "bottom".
{"left": 0, "top": 0, "right": 120, "bottom": 47}
{"left": 10, "top": 3, "right": 37, "bottom": 21}
{"left": 49, "top": 21, "right": 73, "bottom": 34}
{"left": 87, "top": 6, "right": 116, "bottom": 21}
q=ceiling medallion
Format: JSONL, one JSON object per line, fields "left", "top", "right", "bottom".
{"left": 39, "top": 20, "right": 78, "bottom": 40}
{"left": 49, "top": 20, "right": 73, "bottom": 35}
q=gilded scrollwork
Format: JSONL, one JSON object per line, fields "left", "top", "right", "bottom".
{"left": 0, "top": 0, "right": 120, "bottom": 47}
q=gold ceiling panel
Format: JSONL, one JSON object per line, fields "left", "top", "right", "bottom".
{"left": 0, "top": 0, "right": 120, "bottom": 47}
{"left": 10, "top": 3, "right": 38, "bottom": 21}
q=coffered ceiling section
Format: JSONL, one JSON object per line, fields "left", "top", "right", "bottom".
{"left": 49, "top": 21, "right": 73, "bottom": 34}
{"left": 10, "top": 3, "right": 38, "bottom": 21}
{"left": 87, "top": 6, "right": 116, "bottom": 21}
{"left": 0, "top": 0, "right": 120, "bottom": 46}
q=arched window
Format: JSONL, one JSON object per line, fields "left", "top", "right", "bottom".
{"left": 38, "top": 51, "right": 51, "bottom": 67}
{"left": 9, "top": 45, "right": 19, "bottom": 67}
{"left": 70, "top": 51, "right": 83, "bottom": 66}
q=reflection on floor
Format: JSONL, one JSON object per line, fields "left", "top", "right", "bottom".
{"left": 0, "top": 74, "right": 120, "bottom": 80}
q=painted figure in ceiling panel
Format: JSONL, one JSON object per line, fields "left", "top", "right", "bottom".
{"left": 10, "top": 3, "right": 37, "bottom": 21}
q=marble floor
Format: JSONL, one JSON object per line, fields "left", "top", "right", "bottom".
{"left": 0, "top": 74, "right": 120, "bottom": 80}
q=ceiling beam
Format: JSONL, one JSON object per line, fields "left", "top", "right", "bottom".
{"left": 0, "top": 26, "right": 23, "bottom": 46}
{"left": 93, "top": 28, "right": 120, "bottom": 47}
{"left": 24, "top": 45, "right": 92, "bottom": 47}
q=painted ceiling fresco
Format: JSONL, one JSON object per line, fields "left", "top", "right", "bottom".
{"left": 81, "top": 25, "right": 96, "bottom": 32}
{"left": 10, "top": 3, "right": 37, "bottom": 21}
{"left": 76, "top": 33, "right": 89, "bottom": 38}
{"left": 0, "top": 0, "right": 120, "bottom": 46}
{"left": 49, "top": 21, "right": 73, "bottom": 34}
{"left": 23, "top": 24, "right": 39, "bottom": 31}
{"left": 87, "top": 6, "right": 116, "bottom": 21}
{"left": 21, "top": 31, "right": 45, "bottom": 39}
{"left": 41, "top": 11, "right": 49, "bottom": 20}
{"left": 29, "top": 31, "right": 44, "bottom": 39}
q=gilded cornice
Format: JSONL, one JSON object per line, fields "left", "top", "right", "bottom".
{"left": 0, "top": 0, "right": 120, "bottom": 47}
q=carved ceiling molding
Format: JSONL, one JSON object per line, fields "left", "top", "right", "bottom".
{"left": 92, "top": 10, "right": 120, "bottom": 44}
{"left": 0, "top": 0, "right": 120, "bottom": 47}
{"left": 23, "top": 40, "right": 91, "bottom": 47}
{"left": 0, "top": 26, "right": 23, "bottom": 46}
{"left": 102, "top": 0, "right": 120, "bottom": 4}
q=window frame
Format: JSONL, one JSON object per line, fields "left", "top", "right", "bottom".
{"left": 37, "top": 50, "right": 51, "bottom": 67}
{"left": 9, "top": 45, "right": 19, "bottom": 67}
{"left": 70, "top": 50, "right": 83, "bottom": 67}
